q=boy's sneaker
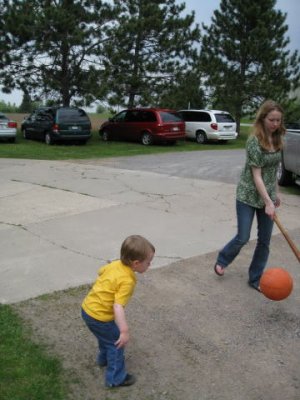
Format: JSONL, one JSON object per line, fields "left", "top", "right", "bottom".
{"left": 107, "top": 373, "right": 136, "bottom": 388}
{"left": 119, "top": 374, "right": 136, "bottom": 387}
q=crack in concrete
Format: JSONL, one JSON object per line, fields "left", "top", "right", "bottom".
{"left": 113, "top": 177, "right": 176, "bottom": 212}
{"left": 0, "top": 221, "right": 102, "bottom": 262}
{"left": 0, "top": 220, "right": 183, "bottom": 266}
{"left": 1, "top": 223, "right": 183, "bottom": 277}
{"left": 11, "top": 179, "right": 96, "bottom": 198}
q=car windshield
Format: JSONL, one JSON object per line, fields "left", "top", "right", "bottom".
{"left": 159, "top": 111, "right": 182, "bottom": 122}
{"left": 215, "top": 113, "right": 235, "bottom": 123}
{"left": 58, "top": 108, "right": 89, "bottom": 123}
{"left": 0, "top": 114, "right": 8, "bottom": 121}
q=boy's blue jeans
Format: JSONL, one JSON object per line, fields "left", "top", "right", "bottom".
{"left": 81, "top": 309, "right": 127, "bottom": 387}
{"left": 217, "top": 200, "right": 274, "bottom": 286}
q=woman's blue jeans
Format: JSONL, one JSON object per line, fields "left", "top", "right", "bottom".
{"left": 81, "top": 309, "right": 127, "bottom": 387}
{"left": 217, "top": 200, "right": 274, "bottom": 286}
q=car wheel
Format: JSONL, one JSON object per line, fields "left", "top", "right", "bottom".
{"left": 277, "top": 158, "right": 294, "bottom": 186}
{"left": 196, "top": 131, "right": 207, "bottom": 144}
{"left": 45, "top": 132, "right": 54, "bottom": 145}
{"left": 8, "top": 137, "right": 16, "bottom": 143}
{"left": 102, "top": 130, "right": 110, "bottom": 141}
{"left": 141, "top": 132, "right": 153, "bottom": 146}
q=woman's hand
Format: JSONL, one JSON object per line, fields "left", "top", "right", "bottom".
{"left": 274, "top": 196, "right": 281, "bottom": 208}
{"left": 252, "top": 167, "right": 278, "bottom": 219}
{"left": 265, "top": 201, "right": 276, "bottom": 219}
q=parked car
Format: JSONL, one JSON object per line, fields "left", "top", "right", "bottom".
{"left": 178, "top": 109, "right": 238, "bottom": 144}
{"left": 21, "top": 106, "right": 92, "bottom": 145}
{"left": 277, "top": 121, "right": 300, "bottom": 186}
{"left": 0, "top": 112, "right": 17, "bottom": 143}
{"left": 99, "top": 108, "right": 185, "bottom": 145}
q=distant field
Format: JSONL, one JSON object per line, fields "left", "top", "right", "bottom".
{"left": 6, "top": 113, "right": 106, "bottom": 132}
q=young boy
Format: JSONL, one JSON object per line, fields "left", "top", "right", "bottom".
{"left": 81, "top": 235, "right": 155, "bottom": 388}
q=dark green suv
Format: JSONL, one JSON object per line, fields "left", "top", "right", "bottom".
{"left": 21, "top": 106, "right": 92, "bottom": 144}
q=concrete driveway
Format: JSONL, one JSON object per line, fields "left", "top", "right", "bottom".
{"left": 1, "top": 151, "right": 299, "bottom": 303}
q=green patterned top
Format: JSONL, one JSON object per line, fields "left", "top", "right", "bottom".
{"left": 237, "top": 135, "right": 281, "bottom": 208}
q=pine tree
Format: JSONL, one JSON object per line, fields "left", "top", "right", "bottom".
{"left": 0, "top": 0, "right": 19, "bottom": 93}
{"left": 158, "top": 68, "right": 205, "bottom": 109}
{"left": 0, "top": 1, "right": 9, "bottom": 69}
{"left": 200, "top": 0, "right": 300, "bottom": 131}
{"left": 18, "top": 91, "right": 33, "bottom": 113}
{"left": 101, "top": 0, "right": 200, "bottom": 109}
{"left": 1, "top": 0, "right": 117, "bottom": 106}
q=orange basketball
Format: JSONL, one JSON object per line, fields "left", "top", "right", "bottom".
{"left": 260, "top": 268, "right": 293, "bottom": 301}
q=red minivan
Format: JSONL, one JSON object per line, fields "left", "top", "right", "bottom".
{"left": 99, "top": 108, "right": 185, "bottom": 145}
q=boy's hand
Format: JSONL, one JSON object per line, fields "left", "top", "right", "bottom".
{"left": 113, "top": 303, "right": 129, "bottom": 348}
{"left": 115, "top": 331, "right": 129, "bottom": 349}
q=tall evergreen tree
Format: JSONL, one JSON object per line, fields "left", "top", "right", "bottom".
{"left": 1, "top": 0, "right": 117, "bottom": 106}
{"left": 0, "top": 1, "right": 9, "bottom": 69}
{"left": 18, "top": 90, "right": 34, "bottom": 113}
{"left": 200, "top": 0, "right": 300, "bottom": 132}
{"left": 0, "top": 0, "right": 24, "bottom": 94}
{"left": 158, "top": 67, "right": 205, "bottom": 109}
{"left": 102, "top": 0, "right": 200, "bottom": 109}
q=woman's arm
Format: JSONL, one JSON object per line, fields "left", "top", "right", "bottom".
{"left": 113, "top": 303, "right": 129, "bottom": 349}
{"left": 251, "top": 166, "right": 276, "bottom": 218}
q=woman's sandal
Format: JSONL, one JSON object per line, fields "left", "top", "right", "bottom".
{"left": 214, "top": 263, "right": 225, "bottom": 276}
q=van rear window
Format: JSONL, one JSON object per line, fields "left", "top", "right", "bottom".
{"left": 58, "top": 108, "right": 90, "bottom": 123}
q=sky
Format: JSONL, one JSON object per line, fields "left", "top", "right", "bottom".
{"left": 182, "top": 0, "right": 300, "bottom": 53}
{"left": 1, "top": 0, "right": 299, "bottom": 107}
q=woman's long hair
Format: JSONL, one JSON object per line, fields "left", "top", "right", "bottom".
{"left": 252, "top": 100, "right": 285, "bottom": 151}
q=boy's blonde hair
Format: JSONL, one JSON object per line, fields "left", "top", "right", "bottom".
{"left": 120, "top": 235, "right": 155, "bottom": 266}
{"left": 252, "top": 99, "right": 285, "bottom": 151}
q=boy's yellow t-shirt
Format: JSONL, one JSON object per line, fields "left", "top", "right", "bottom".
{"left": 82, "top": 260, "right": 137, "bottom": 322}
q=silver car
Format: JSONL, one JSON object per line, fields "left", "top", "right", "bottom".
{"left": 0, "top": 112, "right": 17, "bottom": 143}
{"left": 277, "top": 121, "right": 300, "bottom": 186}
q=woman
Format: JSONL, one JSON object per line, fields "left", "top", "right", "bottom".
{"left": 214, "top": 100, "right": 285, "bottom": 291}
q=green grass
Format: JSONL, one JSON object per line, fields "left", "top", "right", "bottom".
{"left": 0, "top": 127, "right": 250, "bottom": 160}
{"left": 0, "top": 304, "right": 67, "bottom": 400}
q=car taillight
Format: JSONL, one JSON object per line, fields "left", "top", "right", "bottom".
{"left": 8, "top": 121, "right": 17, "bottom": 128}
{"left": 52, "top": 124, "right": 59, "bottom": 133}
{"left": 211, "top": 123, "right": 218, "bottom": 130}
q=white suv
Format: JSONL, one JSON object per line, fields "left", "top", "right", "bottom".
{"left": 178, "top": 109, "right": 238, "bottom": 144}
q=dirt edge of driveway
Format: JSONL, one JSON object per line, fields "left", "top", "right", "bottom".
{"left": 13, "top": 232, "right": 300, "bottom": 400}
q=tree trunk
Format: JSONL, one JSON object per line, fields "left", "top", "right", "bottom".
{"left": 61, "top": 40, "right": 70, "bottom": 106}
